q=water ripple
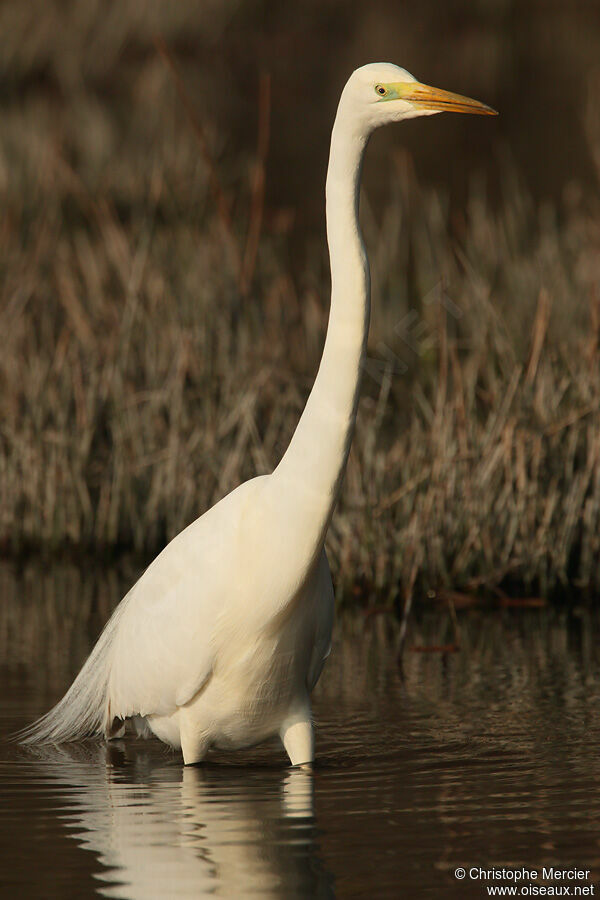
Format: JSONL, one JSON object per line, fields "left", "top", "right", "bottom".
{"left": 2, "top": 572, "right": 600, "bottom": 898}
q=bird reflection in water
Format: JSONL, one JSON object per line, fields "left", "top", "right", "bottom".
{"left": 27, "top": 742, "right": 334, "bottom": 899}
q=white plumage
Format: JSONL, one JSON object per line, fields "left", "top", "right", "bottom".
{"left": 20, "top": 64, "right": 494, "bottom": 765}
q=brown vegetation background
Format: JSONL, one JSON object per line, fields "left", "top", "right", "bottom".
{"left": 2, "top": 0, "right": 600, "bottom": 605}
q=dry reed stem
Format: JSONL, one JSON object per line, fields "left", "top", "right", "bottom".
{"left": 1, "top": 62, "right": 600, "bottom": 606}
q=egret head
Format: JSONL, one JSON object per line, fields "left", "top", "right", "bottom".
{"left": 342, "top": 63, "right": 497, "bottom": 132}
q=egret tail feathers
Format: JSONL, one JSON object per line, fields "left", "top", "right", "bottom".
{"left": 16, "top": 601, "right": 127, "bottom": 745}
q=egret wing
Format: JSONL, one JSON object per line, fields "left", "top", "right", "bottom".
{"left": 105, "top": 477, "right": 266, "bottom": 726}
{"left": 107, "top": 572, "right": 215, "bottom": 723}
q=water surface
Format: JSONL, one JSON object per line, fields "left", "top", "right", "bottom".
{"left": 1, "top": 563, "right": 599, "bottom": 898}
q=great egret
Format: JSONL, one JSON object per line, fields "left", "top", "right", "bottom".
{"left": 20, "top": 64, "right": 495, "bottom": 765}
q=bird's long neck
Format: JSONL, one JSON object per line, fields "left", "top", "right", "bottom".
{"left": 274, "top": 107, "right": 370, "bottom": 551}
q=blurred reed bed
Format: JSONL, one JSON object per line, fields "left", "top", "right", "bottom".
{"left": 2, "top": 37, "right": 600, "bottom": 607}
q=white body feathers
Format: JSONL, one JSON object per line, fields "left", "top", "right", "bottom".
{"left": 21, "top": 475, "right": 334, "bottom": 763}
{"left": 21, "top": 63, "right": 486, "bottom": 764}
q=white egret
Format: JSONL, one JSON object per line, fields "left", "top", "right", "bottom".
{"left": 20, "top": 64, "right": 495, "bottom": 765}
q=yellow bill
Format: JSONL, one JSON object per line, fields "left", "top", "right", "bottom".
{"left": 384, "top": 82, "right": 497, "bottom": 116}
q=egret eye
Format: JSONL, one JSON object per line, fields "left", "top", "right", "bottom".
{"left": 375, "top": 85, "right": 387, "bottom": 96}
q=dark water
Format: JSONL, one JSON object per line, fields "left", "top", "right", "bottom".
{"left": 1, "top": 564, "right": 600, "bottom": 898}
